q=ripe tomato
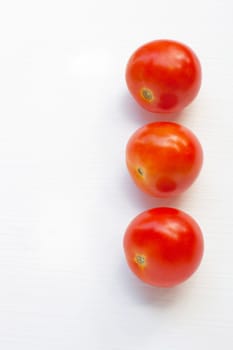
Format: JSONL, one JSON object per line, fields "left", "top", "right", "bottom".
{"left": 123, "top": 207, "right": 204, "bottom": 287}
{"left": 126, "top": 122, "right": 203, "bottom": 198}
{"left": 126, "top": 39, "right": 201, "bottom": 113}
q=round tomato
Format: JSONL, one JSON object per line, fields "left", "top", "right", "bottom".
{"left": 126, "top": 122, "right": 203, "bottom": 198}
{"left": 123, "top": 207, "right": 204, "bottom": 287}
{"left": 126, "top": 39, "right": 201, "bottom": 113}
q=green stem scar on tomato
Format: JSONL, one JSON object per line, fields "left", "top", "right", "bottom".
{"left": 126, "top": 39, "right": 202, "bottom": 114}
{"left": 140, "top": 87, "right": 155, "bottom": 102}
{"left": 134, "top": 254, "right": 146, "bottom": 269}
{"left": 123, "top": 207, "right": 204, "bottom": 287}
{"left": 126, "top": 122, "right": 203, "bottom": 198}
{"left": 137, "top": 168, "right": 144, "bottom": 176}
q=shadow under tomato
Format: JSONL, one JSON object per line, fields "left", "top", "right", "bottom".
{"left": 120, "top": 92, "right": 185, "bottom": 125}
{"left": 118, "top": 260, "right": 190, "bottom": 307}
{"left": 121, "top": 172, "right": 190, "bottom": 213}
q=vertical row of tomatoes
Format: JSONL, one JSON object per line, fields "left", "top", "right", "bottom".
{"left": 123, "top": 40, "right": 204, "bottom": 288}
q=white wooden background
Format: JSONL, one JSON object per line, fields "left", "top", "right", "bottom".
{"left": 0, "top": 0, "right": 232, "bottom": 349}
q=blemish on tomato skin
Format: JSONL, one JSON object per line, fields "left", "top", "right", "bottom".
{"left": 156, "top": 176, "right": 177, "bottom": 192}
{"left": 158, "top": 93, "right": 178, "bottom": 109}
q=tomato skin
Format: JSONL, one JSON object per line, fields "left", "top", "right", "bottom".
{"left": 123, "top": 207, "right": 204, "bottom": 287}
{"left": 126, "top": 122, "right": 203, "bottom": 198}
{"left": 126, "top": 40, "right": 201, "bottom": 113}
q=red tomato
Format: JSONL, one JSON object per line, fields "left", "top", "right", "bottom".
{"left": 126, "top": 122, "right": 203, "bottom": 198}
{"left": 123, "top": 207, "right": 204, "bottom": 287}
{"left": 126, "top": 39, "right": 201, "bottom": 113}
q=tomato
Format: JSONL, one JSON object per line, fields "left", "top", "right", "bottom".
{"left": 123, "top": 207, "right": 204, "bottom": 287}
{"left": 126, "top": 39, "right": 201, "bottom": 114}
{"left": 126, "top": 122, "right": 203, "bottom": 198}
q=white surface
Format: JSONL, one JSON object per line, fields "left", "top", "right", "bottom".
{"left": 0, "top": 0, "right": 232, "bottom": 349}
